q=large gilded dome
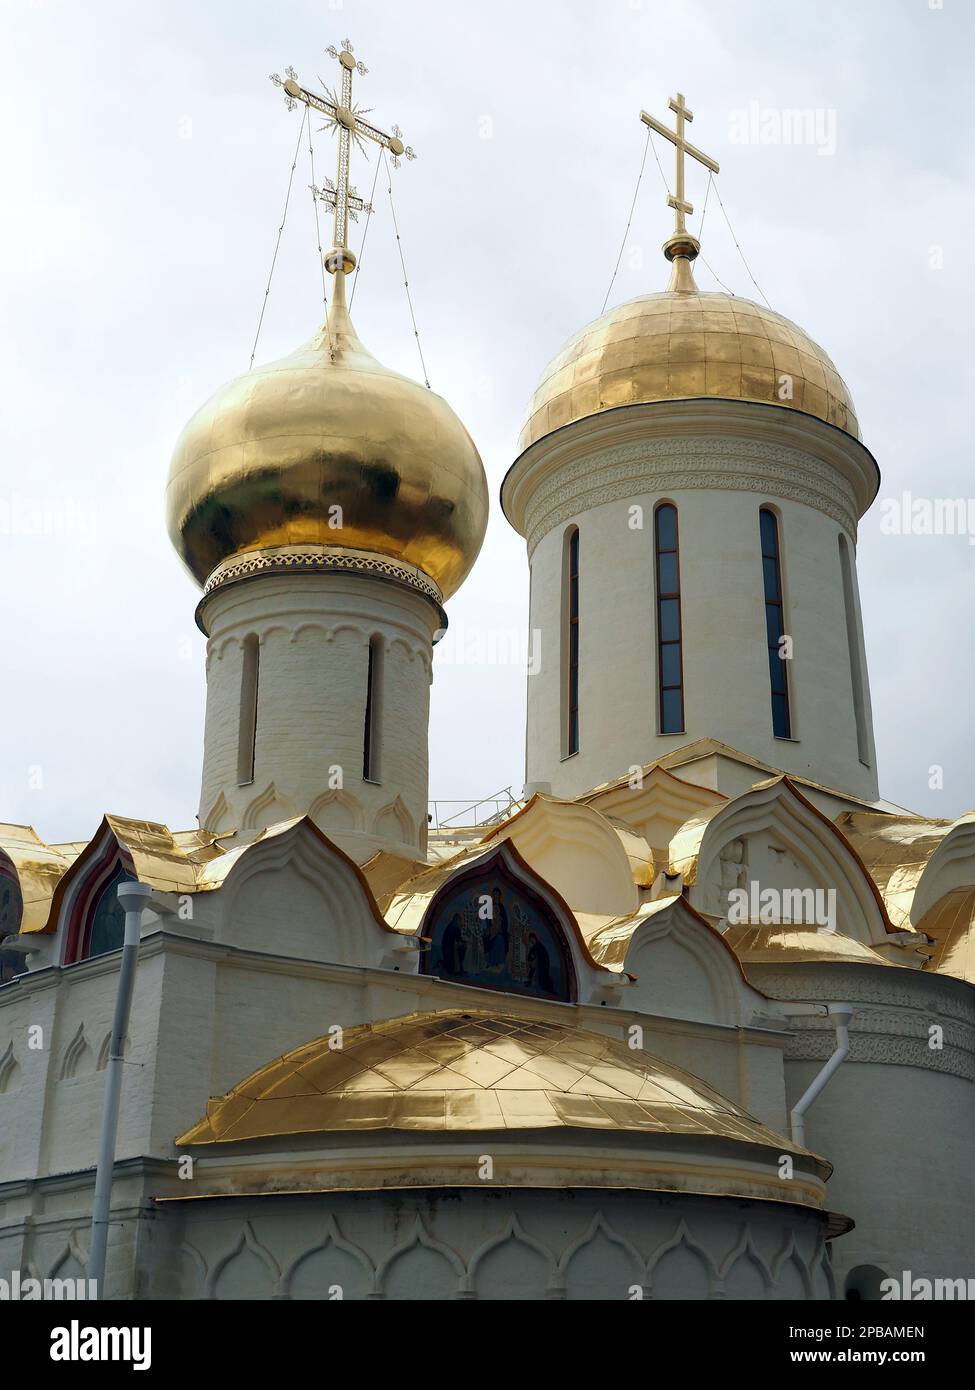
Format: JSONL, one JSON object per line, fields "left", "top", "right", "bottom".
{"left": 518, "top": 285, "right": 859, "bottom": 453}
{"left": 167, "top": 281, "right": 489, "bottom": 600}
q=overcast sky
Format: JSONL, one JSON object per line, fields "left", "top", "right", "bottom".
{"left": 1, "top": 0, "right": 973, "bottom": 844}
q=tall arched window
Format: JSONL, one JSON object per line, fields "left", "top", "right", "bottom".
{"left": 654, "top": 504, "right": 684, "bottom": 734}
{"left": 760, "top": 508, "right": 791, "bottom": 739}
{"left": 562, "top": 527, "right": 580, "bottom": 757}
{"left": 363, "top": 635, "right": 384, "bottom": 783}
{"left": 838, "top": 533, "right": 870, "bottom": 765}
{"left": 86, "top": 862, "right": 134, "bottom": 960}
{"left": 63, "top": 858, "right": 137, "bottom": 965}
{"left": 237, "top": 634, "right": 259, "bottom": 787}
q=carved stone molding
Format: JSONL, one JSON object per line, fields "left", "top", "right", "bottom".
{"left": 521, "top": 436, "right": 859, "bottom": 555}
{"left": 752, "top": 966, "right": 975, "bottom": 1028}
{"left": 783, "top": 1023, "right": 975, "bottom": 1084}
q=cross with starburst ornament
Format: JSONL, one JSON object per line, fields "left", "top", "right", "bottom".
{"left": 271, "top": 39, "right": 415, "bottom": 275}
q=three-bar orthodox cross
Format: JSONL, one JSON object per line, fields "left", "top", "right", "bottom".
{"left": 272, "top": 39, "right": 415, "bottom": 275}
{"left": 641, "top": 93, "right": 719, "bottom": 264}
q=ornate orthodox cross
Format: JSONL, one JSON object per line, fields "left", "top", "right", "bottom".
{"left": 271, "top": 39, "right": 415, "bottom": 275}
{"left": 641, "top": 93, "right": 719, "bottom": 262}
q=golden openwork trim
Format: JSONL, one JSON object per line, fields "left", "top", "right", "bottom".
{"left": 197, "top": 546, "right": 446, "bottom": 629}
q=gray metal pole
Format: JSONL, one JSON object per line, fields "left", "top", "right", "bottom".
{"left": 88, "top": 880, "right": 151, "bottom": 1299}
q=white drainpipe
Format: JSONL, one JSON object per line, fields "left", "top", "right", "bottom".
{"left": 89, "top": 880, "right": 152, "bottom": 1299}
{"left": 787, "top": 1003, "right": 855, "bottom": 1148}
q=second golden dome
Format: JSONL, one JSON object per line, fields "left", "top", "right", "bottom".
{"left": 518, "top": 288, "right": 859, "bottom": 453}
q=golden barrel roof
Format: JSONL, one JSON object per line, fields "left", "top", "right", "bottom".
{"left": 166, "top": 281, "right": 489, "bottom": 600}
{"left": 518, "top": 288, "right": 859, "bottom": 453}
{"left": 177, "top": 1008, "right": 812, "bottom": 1151}
{"left": 916, "top": 888, "right": 975, "bottom": 984}
{"left": 722, "top": 924, "right": 896, "bottom": 967}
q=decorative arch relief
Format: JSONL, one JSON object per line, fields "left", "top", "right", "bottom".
{"left": 202, "top": 791, "right": 237, "bottom": 838}
{"left": 172, "top": 1205, "right": 833, "bottom": 1301}
{"left": 372, "top": 796, "right": 416, "bottom": 847}
{"left": 241, "top": 783, "right": 298, "bottom": 835}
{"left": 310, "top": 789, "right": 364, "bottom": 835}
{"left": 0, "top": 1040, "right": 20, "bottom": 1094}
{"left": 59, "top": 1023, "right": 94, "bottom": 1081}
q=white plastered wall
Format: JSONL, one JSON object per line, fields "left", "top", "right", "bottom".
{"left": 198, "top": 571, "right": 441, "bottom": 860}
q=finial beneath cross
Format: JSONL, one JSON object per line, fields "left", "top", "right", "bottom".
{"left": 641, "top": 93, "right": 719, "bottom": 273}
{"left": 271, "top": 39, "right": 415, "bottom": 276}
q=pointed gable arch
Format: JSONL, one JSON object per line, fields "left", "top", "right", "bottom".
{"left": 481, "top": 794, "right": 643, "bottom": 917}
{"left": 580, "top": 765, "right": 726, "bottom": 867}
{"left": 418, "top": 841, "right": 594, "bottom": 1001}
{"left": 587, "top": 894, "right": 768, "bottom": 1027}
{"left": 50, "top": 814, "right": 221, "bottom": 960}
{"left": 54, "top": 819, "right": 138, "bottom": 964}
{"left": 215, "top": 816, "right": 400, "bottom": 967}
{"left": 910, "top": 813, "right": 975, "bottom": 926}
{"left": 676, "top": 777, "right": 892, "bottom": 946}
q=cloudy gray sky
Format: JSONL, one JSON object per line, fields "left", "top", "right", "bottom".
{"left": 1, "top": 0, "right": 973, "bottom": 843}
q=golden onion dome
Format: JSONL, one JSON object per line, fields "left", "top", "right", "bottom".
{"left": 518, "top": 267, "right": 859, "bottom": 454}
{"left": 166, "top": 277, "right": 489, "bottom": 600}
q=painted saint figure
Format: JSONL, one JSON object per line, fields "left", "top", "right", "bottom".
{"left": 484, "top": 886, "right": 510, "bottom": 972}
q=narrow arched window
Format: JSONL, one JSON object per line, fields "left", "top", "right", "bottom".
{"left": 85, "top": 862, "right": 134, "bottom": 960}
{"left": 760, "top": 509, "right": 791, "bottom": 738}
{"left": 363, "top": 635, "right": 384, "bottom": 782}
{"left": 839, "top": 533, "right": 870, "bottom": 766}
{"left": 562, "top": 528, "right": 580, "bottom": 757}
{"left": 655, "top": 504, "right": 684, "bottom": 734}
{"left": 237, "top": 635, "right": 259, "bottom": 787}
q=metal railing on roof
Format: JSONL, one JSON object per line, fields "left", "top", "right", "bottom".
{"left": 427, "top": 787, "right": 520, "bottom": 830}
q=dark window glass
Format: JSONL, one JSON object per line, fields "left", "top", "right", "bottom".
{"left": 660, "top": 642, "right": 682, "bottom": 688}
{"left": 762, "top": 555, "right": 780, "bottom": 601}
{"left": 765, "top": 603, "right": 783, "bottom": 647}
{"left": 772, "top": 693, "right": 790, "bottom": 738}
{"left": 86, "top": 863, "right": 136, "bottom": 961}
{"left": 760, "top": 509, "right": 791, "bottom": 738}
{"left": 363, "top": 637, "right": 383, "bottom": 782}
{"left": 658, "top": 598, "right": 680, "bottom": 643}
{"left": 565, "top": 529, "right": 580, "bottom": 756}
{"left": 654, "top": 505, "right": 684, "bottom": 734}
{"left": 769, "top": 647, "right": 787, "bottom": 696}
{"left": 657, "top": 551, "right": 679, "bottom": 595}
{"left": 656, "top": 503, "right": 678, "bottom": 551}
{"left": 661, "top": 689, "right": 683, "bottom": 733}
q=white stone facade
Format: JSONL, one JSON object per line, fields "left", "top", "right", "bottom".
{"left": 197, "top": 570, "right": 441, "bottom": 861}
{"left": 504, "top": 400, "right": 880, "bottom": 802}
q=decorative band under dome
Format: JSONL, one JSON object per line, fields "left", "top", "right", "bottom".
{"left": 195, "top": 545, "right": 447, "bottom": 632}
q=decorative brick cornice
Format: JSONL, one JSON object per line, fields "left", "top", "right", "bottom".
{"left": 196, "top": 547, "right": 446, "bottom": 633}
